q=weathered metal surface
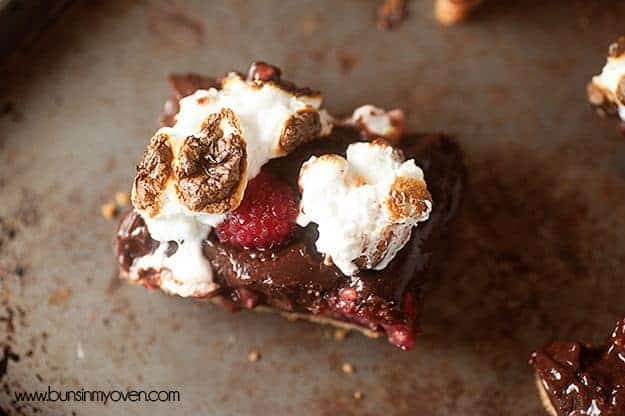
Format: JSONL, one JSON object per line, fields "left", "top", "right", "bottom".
{"left": 1, "top": 0, "right": 625, "bottom": 414}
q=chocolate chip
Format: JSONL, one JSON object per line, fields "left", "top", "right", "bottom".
{"left": 246, "top": 61, "right": 282, "bottom": 83}
{"left": 164, "top": 241, "right": 178, "bottom": 257}
{"left": 175, "top": 109, "right": 247, "bottom": 212}
{"left": 132, "top": 132, "right": 174, "bottom": 216}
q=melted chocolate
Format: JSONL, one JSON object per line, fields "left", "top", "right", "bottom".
{"left": 159, "top": 73, "right": 219, "bottom": 126}
{"left": 116, "top": 72, "right": 465, "bottom": 349}
{"left": 530, "top": 318, "right": 625, "bottom": 415}
{"left": 116, "top": 209, "right": 158, "bottom": 271}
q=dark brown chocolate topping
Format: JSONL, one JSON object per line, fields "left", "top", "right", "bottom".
{"left": 530, "top": 318, "right": 625, "bottom": 416}
{"left": 175, "top": 109, "right": 247, "bottom": 212}
{"left": 116, "top": 209, "right": 159, "bottom": 271}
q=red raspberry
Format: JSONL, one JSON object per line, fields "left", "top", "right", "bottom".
{"left": 216, "top": 170, "right": 299, "bottom": 249}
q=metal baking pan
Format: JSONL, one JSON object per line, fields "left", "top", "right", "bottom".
{"left": 1, "top": 0, "right": 625, "bottom": 414}
{"left": 0, "top": 0, "right": 73, "bottom": 64}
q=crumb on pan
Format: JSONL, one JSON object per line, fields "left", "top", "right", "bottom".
{"left": 101, "top": 202, "right": 118, "bottom": 220}
{"left": 434, "top": 0, "right": 482, "bottom": 26}
{"left": 353, "top": 390, "right": 364, "bottom": 400}
{"left": 247, "top": 350, "right": 261, "bottom": 362}
{"left": 342, "top": 362, "right": 355, "bottom": 374}
{"left": 377, "top": 0, "right": 407, "bottom": 30}
{"left": 115, "top": 191, "right": 130, "bottom": 206}
{"left": 333, "top": 328, "right": 348, "bottom": 342}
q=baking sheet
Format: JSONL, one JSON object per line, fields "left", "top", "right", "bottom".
{"left": 1, "top": 0, "right": 625, "bottom": 414}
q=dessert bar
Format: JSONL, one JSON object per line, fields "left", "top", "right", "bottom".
{"left": 115, "top": 62, "right": 465, "bottom": 350}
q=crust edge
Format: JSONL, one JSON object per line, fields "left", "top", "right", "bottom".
{"left": 119, "top": 271, "right": 382, "bottom": 339}
{"left": 535, "top": 373, "right": 558, "bottom": 416}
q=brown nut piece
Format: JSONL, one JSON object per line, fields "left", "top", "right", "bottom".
{"left": 132, "top": 132, "right": 175, "bottom": 217}
{"left": 278, "top": 107, "right": 322, "bottom": 155}
{"left": 175, "top": 108, "right": 247, "bottom": 213}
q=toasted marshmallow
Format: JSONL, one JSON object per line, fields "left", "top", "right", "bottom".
{"left": 589, "top": 37, "right": 625, "bottom": 119}
{"left": 345, "top": 105, "right": 405, "bottom": 143}
{"left": 131, "top": 125, "right": 229, "bottom": 243}
{"left": 129, "top": 65, "right": 332, "bottom": 296}
{"left": 132, "top": 72, "right": 332, "bottom": 244}
{"left": 297, "top": 140, "right": 432, "bottom": 276}
{"left": 130, "top": 240, "right": 218, "bottom": 298}
{"left": 175, "top": 73, "right": 327, "bottom": 175}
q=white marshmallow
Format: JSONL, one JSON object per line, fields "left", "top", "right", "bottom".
{"left": 346, "top": 105, "right": 405, "bottom": 142}
{"left": 130, "top": 239, "right": 218, "bottom": 298}
{"left": 297, "top": 141, "right": 432, "bottom": 276}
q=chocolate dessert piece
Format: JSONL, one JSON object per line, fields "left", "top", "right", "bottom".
{"left": 530, "top": 318, "right": 625, "bottom": 416}
{"left": 115, "top": 63, "right": 465, "bottom": 350}
{"left": 588, "top": 36, "right": 625, "bottom": 133}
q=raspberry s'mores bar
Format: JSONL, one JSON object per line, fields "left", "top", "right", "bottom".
{"left": 588, "top": 36, "right": 625, "bottom": 127}
{"left": 530, "top": 318, "right": 625, "bottom": 416}
{"left": 115, "top": 62, "right": 465, "bottom": 350}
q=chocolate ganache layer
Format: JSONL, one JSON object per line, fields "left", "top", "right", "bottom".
{"left": 116, "top": 73, "right": 465, "bottom": 350}
{"left": 530, "top": 318, "right": 625, "bottom": 416}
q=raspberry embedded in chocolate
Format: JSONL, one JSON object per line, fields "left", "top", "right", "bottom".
{"left": 216, "top": 170, "right": 299, "bottom": 249}
{"left": 175, "top": 109, "right": 247, "bottom": 213}
{"left": 132, "top": 132, "right": 174, "bottom": 217}
{"left": 246, "top": 61, "right": 282, "bottom": 83}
